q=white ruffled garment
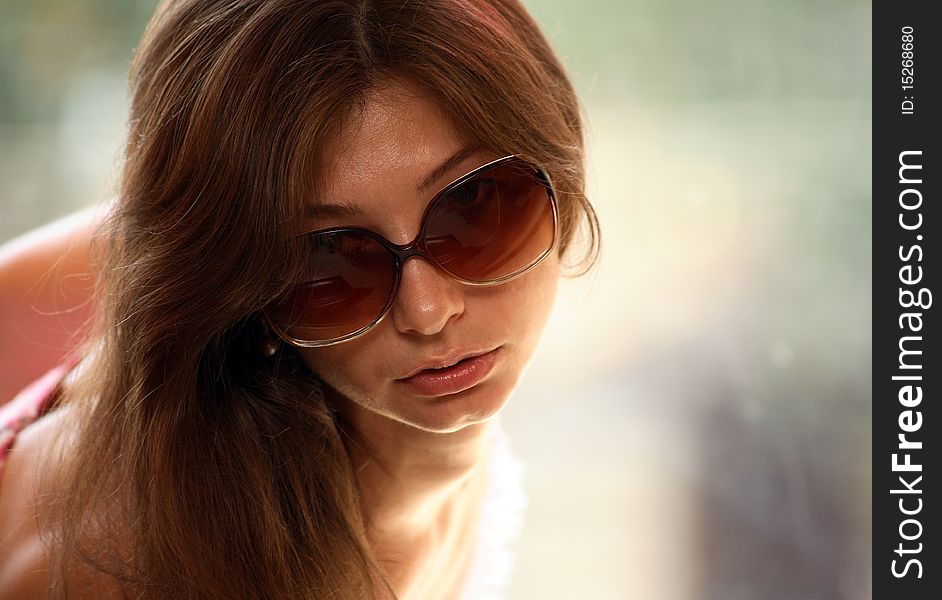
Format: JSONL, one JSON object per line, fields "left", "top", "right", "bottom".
{"left": 459, "top": 419, "right": 529, "bottom": 600}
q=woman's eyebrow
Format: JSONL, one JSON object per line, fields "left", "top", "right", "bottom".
{"left": 304, "top": 200, "right": 365, "bottom": 221}
{"left": 417, "top": 144, "right": 484, "bottom": 193}
{"left": 305, "top": 145, "right": 484, "bottom": 220}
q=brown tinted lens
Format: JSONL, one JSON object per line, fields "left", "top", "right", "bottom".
{"left": 424, "top": 160, "right": 555, "bottom": 282}
{"left": 269, "top": 230, "right": 397, "bottom": 342}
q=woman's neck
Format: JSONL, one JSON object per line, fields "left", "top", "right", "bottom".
{"left": 329, "top": 392, "right": 494, "bottom": 598}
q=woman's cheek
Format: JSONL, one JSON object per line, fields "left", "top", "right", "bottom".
{"left": 496, "top": 259, "right": 559, "bottom": 334}
{"left": 299, "top": 348, "right": 349, "bottom": 388}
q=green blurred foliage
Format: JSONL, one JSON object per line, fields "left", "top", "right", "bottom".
{"left": 0, "top": 0, "right": 153, "bottom": 122}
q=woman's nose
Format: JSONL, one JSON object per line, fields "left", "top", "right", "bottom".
{"left": 390, "top": 256, "right": 465, "bottom": 337}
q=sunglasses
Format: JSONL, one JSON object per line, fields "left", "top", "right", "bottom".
{"left": 265, "top": 155, "right": 558, "bottom": 347}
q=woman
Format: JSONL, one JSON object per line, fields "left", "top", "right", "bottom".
{"left": 0, "top": 0, "right": 598, "bottom": 598}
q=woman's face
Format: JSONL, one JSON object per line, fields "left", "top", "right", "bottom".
{"left": 296, "top": 79, "right": 560, "bottom": 434}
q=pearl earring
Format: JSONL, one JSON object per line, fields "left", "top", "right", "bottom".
{"left": 260, "top": 336, "right": 280, "bottom": 357}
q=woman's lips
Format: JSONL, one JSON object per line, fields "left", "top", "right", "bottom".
{"left": 397, "top": 348, "right": 499, "bottom": 396}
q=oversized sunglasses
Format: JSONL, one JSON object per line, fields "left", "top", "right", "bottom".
{"left": 265, "top": 155, "right": 558, "bottom": 347}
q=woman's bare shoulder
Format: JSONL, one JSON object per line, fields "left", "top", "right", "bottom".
{"left": 0, "top": 205, "right": 105, "bottom": 404}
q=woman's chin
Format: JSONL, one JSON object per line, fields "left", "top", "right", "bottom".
{"left": 393, "top": 379, "right": 513, "bottom": 434}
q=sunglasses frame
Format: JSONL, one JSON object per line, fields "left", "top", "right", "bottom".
{"left": 264, "top": 155, "right": 559, "bottom": 348}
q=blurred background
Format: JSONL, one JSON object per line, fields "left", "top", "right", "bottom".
{"left": 0, "top": 0, "right": 871, "bottom": 598}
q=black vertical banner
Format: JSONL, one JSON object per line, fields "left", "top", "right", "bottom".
{"left": 873, "top": 1, "right": 939, "bottom": 598}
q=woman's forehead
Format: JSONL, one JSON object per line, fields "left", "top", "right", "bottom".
{"left": 324, "top": 81, "right": 462, "bottom": 186}
{"left": 307, "top": 80, "right": 491, "bottom": 225}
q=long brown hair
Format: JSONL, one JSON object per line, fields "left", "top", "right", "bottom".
{"left": 45, "top": 0, "right": 599, "bottom": 598}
